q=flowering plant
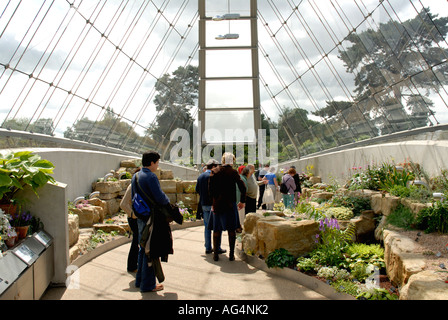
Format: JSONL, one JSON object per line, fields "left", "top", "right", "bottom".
{"left": 0, "top": 209, "right": 16, "bottom": 241}
{"left": 9, "top": 211, "right": 32, "bottom": 227}
{"left": 314, "top": 217, "right": 349, "bottom": 266}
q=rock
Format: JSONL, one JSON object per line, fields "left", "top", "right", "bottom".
{"left": 383, "top": 230, "right": 426, "bottom": 287}
{"left": 160, "top": 170, "right": 174, "bottom": 180}
{"left": 313, "top": 191, "right": 334, "bottom": 201}
{"left": 381, "top": 194, "right": 401, "bottom": 216}
{"left": 160, "top": 180, "right": 178, "bottom": 194}
{"left": 68, "top": 214, "right": 79, "bottom": 247}
{"left": 104, "top": 198, "right": 121, "bottom": 216}
{"left": 93, "top": 181, "right": 122, "bottom": 194}
{"left": 120, "top": 159, "right": 139, "bottom": 168}
{"left": 400, "top": 270, "right": 448, "bottom": 300}
{"left": 350, "top": 210, "right": 377, "bottom": 243}
{"left": 256, "top": 217, "right": 319, "bottom": 258}
{"left": 243, "top": 212, "right": 264, "bottom": 234}
{"left": 71, "top": 207, "right": 95, "bottom": 228}
{"left": 93, "top": 223, "right": 128, "bottom": 235}
{"left": 370, "top": 193, "right": 383, "bottom": 214}
{"left": 182, "top": 181, "right": 197, "bottom": 193}
{"left": 99, "top": 192, "right": 119, "bottom": 200}
{"left": 309, "top": 176, "right": 321, "bottom": 184}
{"left": 177, "top": 193, "right": 199, "bottom": 211}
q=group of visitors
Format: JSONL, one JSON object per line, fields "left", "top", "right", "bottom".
{"left": 119, "top": 150, "right": 303, "bottom": 293}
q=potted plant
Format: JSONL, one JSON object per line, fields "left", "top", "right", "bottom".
{"left": 0, "top": 151, "right": 56, "bottom": 214}
{"left": 0, "top": 208, "right": 17, "bottom": 249}
{"left": 9, "top": 211, "right": 32, "bottom": 239}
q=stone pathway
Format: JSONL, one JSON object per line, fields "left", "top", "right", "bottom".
{"left": 42, "top": 226, "right": 328, "bottom": 300}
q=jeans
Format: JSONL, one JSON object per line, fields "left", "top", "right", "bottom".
{"left": 202, "top": 205, "right": 212, "bottom": 251}
{"left": 282, "top": 193, "right": 295, "bottom": 209}
{"left": 135, "top": 219, "right": 156, "bottom": 292}
{"left": 202, "top": 205, "right": 223, "bottom": 252}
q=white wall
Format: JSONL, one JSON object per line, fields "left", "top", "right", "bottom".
{"left": 280, "top": 140, "right": 448, "bottom": 185}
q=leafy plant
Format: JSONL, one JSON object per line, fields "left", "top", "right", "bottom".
{"left": 415, "top": 200, "right": 448, "bottom": 234}
{"left": 325, "top": 207, "right": 354, "bottom": 220}
{"left": 0, "top": 151, "right": 56, "bottom": 203}
{"left": 330, "top": 195, "right": 371, "bottom": 216}
{"left": 342, "top": 243, "right": 385, "bottom": 281}
{"left": 357, "top": 288, "right": 397, "bottom": 300}
{"left": 331, "top": 279, "right": 360, "bottom": 296}
{"left": 386, "top": 204, "right": 416, "bottom": 230}
{"left": 266, "top": 248, "right": 295, "bottom": 269}
{"left": 296, "top": 256, "right": 319, "bottom": 272}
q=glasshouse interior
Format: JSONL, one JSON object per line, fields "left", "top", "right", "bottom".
{"left": 0, "top": 0, "right": 447, "bottom": 302}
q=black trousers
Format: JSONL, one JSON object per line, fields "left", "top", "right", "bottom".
{"left": 245, "top": 196, "right": 257, "bottom": 214}
{"left": 257, "top": 184, "right": 266, "bottom": 209}
{"left": 127, "top": 217, "right": 139, "bottom": 272}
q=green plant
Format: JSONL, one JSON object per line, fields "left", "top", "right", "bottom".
{"left": 415, "top": 200, "right": 448, "bottom": 234}
{"left": 331, "top": 279, "right": 360, "bottom": 297}
{"left": 357, "top": 288, "right": 397, "bottom": 300}
{"left": 330, "top": 195, "right": 371, "bottom": 216}
{"left": 325, "top": 207, "right": 354, "bottom": 220}
{"left": 386, "top": 204, "right": 416, "bottom": 230}
{"left": 296, "top": 256, "right": 319, "bottom": 272}
{"left": 378, "top": 162, "right": 415, "bottom": 191}
{"left": 266, "top": 248, "right": 295, "bottom": 269}
{"left": 0, "top": 151, "right": 56, "bottom": 203}
{"left": 342, "top": 243, "right": 385, "bottom": 281}
{"left": 314, "top": 218, "right": 354, "bottom": 266}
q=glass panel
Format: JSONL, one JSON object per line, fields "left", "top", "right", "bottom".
{"left": 206, "top": 80, "right": 253, "bottom": 108}
{"left": 206, "top": 50, "right": 252, "bottom": 78}
{"left": 205, "top": 20, "right": 251, "bottom": 47}
{"left": 204, "top": 110, "right": 255, "bottom": 144}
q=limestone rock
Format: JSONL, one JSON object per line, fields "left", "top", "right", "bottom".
{"left": 120, "top": 159, "right": 139, "bottom": 168}
{"left": 313, "top": 191, "right": 334, "bottom": 201}
{"left": 182, "top": 181, "right": 197, "bottom": 193}
{"left": 93, "top": 181, "right": 122, "bottom": 194}
{"left": 381, "top": 194, "right": 400, "bottom": 216}
{"left": 94, "top": 223, "right": 128, "bottom": 235}
{"left": 160, "top": 170, "right": 174, "bottom": 180}
{"left": 68, "top": 214, "right": 79, "bottom": 247}
{"left": 104, "top": 198, "right": 121, "bottom": 216}
{"left": 71, "top": 207, "right": 94, "bottom": 228}
{"left": 383, "top": 230, "right": 426, "bottom": 287}
{"left": 350, "top": 210, "right": 377, "bottom": 243}
{"left": 160, "top": 180, "right": 178, "bottom": 194}
{"left": 243, "top": 212, "right": 264, "bottom": 234}
{"left": 257, "top": 218, "right": 319, "bottom": 258}
{"left": 400, "top": 270, "right": 448, "bottom": 300}
{"left": 309, "top": 176, "right": 321, "bottom": 184}
{"left": 370, "top": 193, "right": 383, "bottom": 214}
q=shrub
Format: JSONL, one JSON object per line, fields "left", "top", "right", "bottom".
{"left": 415, "top": 200, "right": 448, "bottom": 234}
{"left": 325, "top": 207, "right": 354, "bottom": 220}
{"left": 330, "top": 195, "right": 371, "bottom": 216}
{"left": 331, "top": 279, "right": 360, "bottom": 297}
{"left": 266, "top": 248, "right": 295, "bottom": 269}
{"left": 386, "top": 204, "right": 416, "bottom": 230}
{"left": 296, "top": 257, "right": 319, "bottom": 272}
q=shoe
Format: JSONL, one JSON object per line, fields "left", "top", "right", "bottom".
{"left": 229, "top": 253, "right": 235, "bottom": 261}
{"left": 215, "top": 248, "right": 226, "bottom": 254}
{"left": 205, "top": 249, "right": 213, "bottom": 254}
{"left": 151, "top": 284, "right": 164, "bottom": 292}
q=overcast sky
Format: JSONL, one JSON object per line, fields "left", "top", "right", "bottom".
{"left": 0, "top": 0, "right": 447, "bottom": 141}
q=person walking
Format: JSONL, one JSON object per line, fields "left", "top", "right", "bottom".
{"left": 256, "top": 164, "right": 269, "bottom": 209}
{"left": 196, "top": 159, "right": 226, "bottom": 255}
{"left": 281, "top": 168, "right": 297, "bottom": 209}
{"left": 131, "top": 151, "right": 172, "bottom": 293}
{"left": 263, "top": 167, "right": 278, "bottom": 210}
{"left": 290, "top": 165, "right": 302, "bottom": 204}
{"left": 209, "top": 152, "right": 246, "bottom": 262}
{"left": 120, "top": 179, "right": 139, "bottom": 273}
{"left": 244, "top": 164, "right": 258, "bottom": 214}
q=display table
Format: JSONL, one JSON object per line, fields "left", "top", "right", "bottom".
{"left": 0, "top": 230, "right": 54, "bottom": 300}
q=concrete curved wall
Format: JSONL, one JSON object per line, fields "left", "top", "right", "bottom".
{"left": 0, "top": 148, "right": 199, "bottom": 202}
{"left": 280, "top": 140, "right": 448, "bottom": 185}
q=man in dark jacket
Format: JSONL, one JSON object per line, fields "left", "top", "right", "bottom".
{"left": 196, "top": 159, "right": 225, "bottom": 255}
{"left": 132, "top": 151, "right": 170, "bottom": 293}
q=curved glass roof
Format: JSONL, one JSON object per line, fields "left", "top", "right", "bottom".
{"left": 0, "top": 0, "right": 447, "bottom": 163}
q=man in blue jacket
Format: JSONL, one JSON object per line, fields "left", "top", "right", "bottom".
{"left": 196, "top": 159, "right": 226, "bottom": 255}
{"left": 132, "top": 151, "right": 170, "bottom": 293}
